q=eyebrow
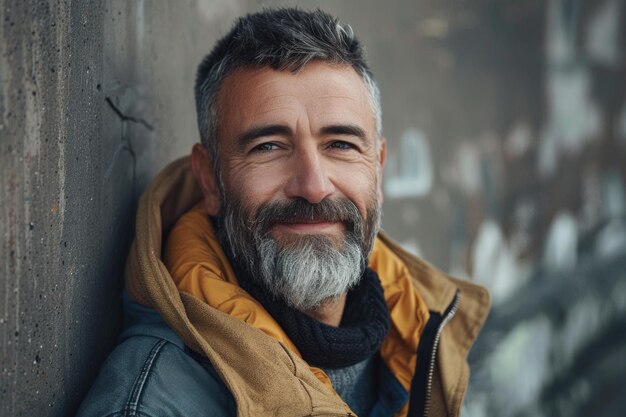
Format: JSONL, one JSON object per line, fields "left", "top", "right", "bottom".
{"left": 320, "top": 124, "right": 367, "bottom": 143}
{"left": 236, "top": 124, "right": 293, "bottom": 149}
{"left": 235, "top": 123, "right": 369, "bottom": 149}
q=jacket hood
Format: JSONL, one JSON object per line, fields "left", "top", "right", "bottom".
{"left": 125, "top": 156, "right": 490, "bottom": 417}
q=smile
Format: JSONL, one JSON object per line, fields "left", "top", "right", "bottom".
{"left": 272, "top": 221, "right": 345, "bottom": 234}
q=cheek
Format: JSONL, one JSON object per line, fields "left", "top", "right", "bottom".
{"left": 226, "top": 164, "right": 285, "bottom": 204}
{"left": 334, "top": 166, "right": 378, "bottom": 216}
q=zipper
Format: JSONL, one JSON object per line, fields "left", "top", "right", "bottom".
{"left": 423, "top": 290, "right": 461, "bottom": 417}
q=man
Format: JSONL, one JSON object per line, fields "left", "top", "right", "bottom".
{"left": 77, "top": 8, "right": 490, "bottom": 417}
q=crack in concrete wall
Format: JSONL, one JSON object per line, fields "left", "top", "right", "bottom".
{"left": 102, "top": 95, "right": 157, "bottom": 201}
{"left": 105, "top": 96, "right": 154, "bottom": 131}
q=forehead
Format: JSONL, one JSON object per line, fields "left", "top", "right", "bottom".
{"left": 215, "top": 61, "right": 376, "bottom": 140}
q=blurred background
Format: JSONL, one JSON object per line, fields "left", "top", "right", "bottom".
{"left": 1, "top": 0, "right": 625, "bottom": 416}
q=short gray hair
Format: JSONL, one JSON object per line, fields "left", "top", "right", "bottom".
{"left": 194, "top": 7, "right": 382, "bottom": 171}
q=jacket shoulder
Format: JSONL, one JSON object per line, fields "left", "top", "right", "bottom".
{"left": 76, "top": 334, "right": 236, "bottom": 417}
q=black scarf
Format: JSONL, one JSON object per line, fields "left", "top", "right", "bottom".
{"left": 231, "top": 258, "right": 391, "bottom": 369}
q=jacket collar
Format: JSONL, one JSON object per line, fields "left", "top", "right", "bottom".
{"left": 378, "top": 234, "right": 491, "bottom": 416}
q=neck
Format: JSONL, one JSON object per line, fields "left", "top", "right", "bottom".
{"left": 302, "top": 293, "right": 347, "bottom": 327}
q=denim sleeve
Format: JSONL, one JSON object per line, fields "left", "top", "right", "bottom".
{"left": 75, "top": 335, "right": 236, "bottom": 417}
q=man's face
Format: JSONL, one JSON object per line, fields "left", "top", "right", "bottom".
{"left": 194, "top": 61, "right": 386, "bottom": 309}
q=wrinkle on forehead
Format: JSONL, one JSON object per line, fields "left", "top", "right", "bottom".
{"left": 215, "top": 62, "right": 376, "bottom": 143}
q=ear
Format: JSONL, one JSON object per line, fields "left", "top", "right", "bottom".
{"left": 376, "top": 137, "right": 387, "bottom": 205}
{"left": 191, "top": 143, "right": 222, "bottom": 216}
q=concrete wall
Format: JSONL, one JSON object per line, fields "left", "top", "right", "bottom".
{"left": 0, "top": 1, "right": 243, "bottom": 415}
{"left": 1, "top": 1, "right": 625, "bottom": 416}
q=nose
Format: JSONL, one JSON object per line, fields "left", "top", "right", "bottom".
{"left": 284, "top": 147, "right": 335, "bottom": 204}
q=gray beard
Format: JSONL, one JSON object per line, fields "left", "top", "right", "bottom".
{"left": 216, "top": 196, "right": 381, "bottom": 311}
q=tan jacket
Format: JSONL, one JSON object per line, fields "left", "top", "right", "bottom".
{"left": 125, "top": 156, "right": 491, "bottom": 417}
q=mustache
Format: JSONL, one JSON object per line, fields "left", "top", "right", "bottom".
{"left": 252, "top": 198, "right": 363, "bottom": 234}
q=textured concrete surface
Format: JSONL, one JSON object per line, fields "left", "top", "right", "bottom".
{"left": 1, "top": 1, "right": 625, "bottom": 416}
{"left": 0, "top": 1, "right": 244, "bottom": 415}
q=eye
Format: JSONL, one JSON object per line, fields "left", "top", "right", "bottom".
{"left": 329, "top": 140, "right": 356, "bottom": 150}
{"left": 251, "top": 142, "right": 280, "bottom": 153}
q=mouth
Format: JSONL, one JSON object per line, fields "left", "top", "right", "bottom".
{"left": 272, "top": 220, "right": 345, "bottom": 234}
